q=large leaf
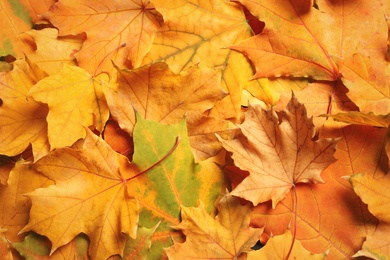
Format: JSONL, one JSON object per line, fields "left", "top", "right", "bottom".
{"left": 21, "top": 129, "right": 140, "bottom": 259}
{"left": 43, "top": 0, "right": 163, "bottom": 74}
{"left": 218, "top": 94, "right": 338, "bottom": 207}
{"left": 248, "top": 125, "right": 385, "bottom": 258}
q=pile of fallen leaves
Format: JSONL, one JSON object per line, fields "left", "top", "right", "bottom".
{"left": 1, "top": 0, "right": 389, "bottom": 259}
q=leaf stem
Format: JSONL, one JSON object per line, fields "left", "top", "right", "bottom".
{"left": 286, "top": 185, "right": 297, "bottom": 260}
{"left": 126, "top": 136, "right": 181, "bottom": 182}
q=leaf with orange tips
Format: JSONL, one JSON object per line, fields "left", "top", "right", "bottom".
{"left": 43, "top": 0, "right": 163, "bottom": 74}
{"left": 248, "top": 229, "right": 326, "bottom": 259}
{"left": 21, "top": 129, "right": 140, "bottom": 259}
{"left": 26, "top": 28, "right": 83, "bottom": 75}
{"left": 218, "top": 94, "right": 338, "bottom": 208}
{"left": 164, "top": 195, "right": 263, "bottom": 259}
{"left": 29, "top": 64, "right": 109, "bottom": 149}
{"left": 0, "top": 59, "right": 49, "bottom": 161}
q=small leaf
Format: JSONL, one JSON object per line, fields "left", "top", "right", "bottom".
{"left": 165, "top": 195, "right": 263, "bottom": 259}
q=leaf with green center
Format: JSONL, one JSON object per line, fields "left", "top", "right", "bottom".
{"left": 28, "top": 64, "right": 109, "bottom": 149}
{"left": 131, "top": 114, "right": 224, "bottom": 258}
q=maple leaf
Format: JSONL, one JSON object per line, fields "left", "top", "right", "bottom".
{"left": 21, "top": 129, "right": 142, "bottom": 259}
{"left": 0, "top": 159, "right": 53, "bottom": 256}
{"left": 26, "top": 28, "right": 83, "bottom": 75}
{"left": 164, "top": 195, "right": 263, "bottom": 259}
{"left": 28, "top": 64, "right": 109, "bottom": 149}
{"left": 105, "top": 62, "right": 225, "bottom": 134}
{"left": 144, "top": 0, "right": 255, "bottom": 119}
{"left": 129, "top": 114, "right": 224, "bottom": 258}
{"left": 105, "top": 62, "right": 235, "bottom": 161}
{"left": 248, "top": 124, "right": 384, "bottom": 258}
{"left": 0, "top": 59, "right": 49, "bottom": 161}
{"left": 218, "top": 94, "right": 338, "bottom": 207}
{"left": 248, "top": 229, "right": 326, "bottom": 259}
{"left": 0, "top": 0, "right": 34, "bottom": 58}
{"left": 42, "top": 0, "right": 163, "bottom": 74}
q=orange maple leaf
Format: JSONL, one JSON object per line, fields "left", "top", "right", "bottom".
{"left": 42, "top": 0, "right": 163, "bottom": 75}
{"left": 218, "top": 94, "right": 338, "bottom": 208}
{"left": 165, "top": 195, "right": 263, "bottom": 259}
{"left": 248, "top": 124, "right": 384, "bottom": 258}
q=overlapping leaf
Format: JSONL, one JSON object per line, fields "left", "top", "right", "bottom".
{"left": 248, "top": 125, "right": 384, "bottom": 258}
{"left": 26, "top": 28, "right": 83, "bottom": 75}
{"left": 165, "top": 195, "right": 263, "bottom": 259}
{"left": 144, "top": 0, "right": 255, "bottom": 119}
{"left": 0, "top": 60, "right": 49, "bottom": 160}
{"left": 218, "top": 94, "right": 338, "bottom": 207}
{"left": 29, "top": 64, "right": 109, "bottom": 149}
{"left": 43, "top": 0, "right": 163, "bottom": 75}
{"left": 248, "top": 229, "right": 326, "bottom": 259}
{"left": 105, "top": 62, "right": 236, "bottom": 161}
{"left": 0, "top": 0, "right": 34, "bottom": 58}
{"left": 22, "top": 129, "right": 140, "bottom": 259}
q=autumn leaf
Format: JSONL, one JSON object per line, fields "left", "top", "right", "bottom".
{"left": 28, "top": 64, "right": 109, "bottom": 149}
{"left": 0, "top": 59, "right": 49, "bottom": 161}
{"left": 130, "top": 114, "right": 224, "bottom": 258}
{"left": 0, "top": 159, "right": 53, "bottom": 260}
{"left": 248, "top": 124, "right": 384, "bottom": 258}
{"left": 247, "top": 229, "right": 326, "bottom": 260}
{"left": 349, "top": 171, "right": 390, "bottom": 259}
{"left": 0, "top": 0, "right": 34, "bottom": 58}
{"left": 25, "top": 28, "right": 83, "bottom": 75}
{"left": 13, "top": 232, "right": 89, "bottom": 260}
{"left": 218, "top": 94, "right": 338, "bottom": 207}
{"left": 21, "top": 129, "right": 140, "bottom": 260}
{"left": 105, "top": 62, "right": 225, "bottom": 134}
{"left": 104, "top": 62, "right": 234, "bottom": 161}
{"left": 109, "top": 223, "right": 160, "bottom": 260}
{"left": 323, "top": 111, "right": 390, "bottom": 128}
{"left": 42, "top": 0, "right": 163, "bottom": 75}
{"left": 144, "top": 0, "right": 255, "bottom": 119}
{"left": 165, "top": 195, "right": 263, "bottom": 259}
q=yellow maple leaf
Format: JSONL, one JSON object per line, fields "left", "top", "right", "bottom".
{"left": 26, "top": 28, "right": 83, "bottom": 75}
{"left": 0, "top": 59, "right": 49, "bottom": 160}
{"left": 248, "top": 229, "right": 326, "bottom": 259}
{"left": 165, "top": 195, "right": 263, "bottom": 259}
{"left": 21, "top": 129, "right": 140, "bottom": 260}
{"left": 29, "top": 64, "right": 109, "bottom": 149}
